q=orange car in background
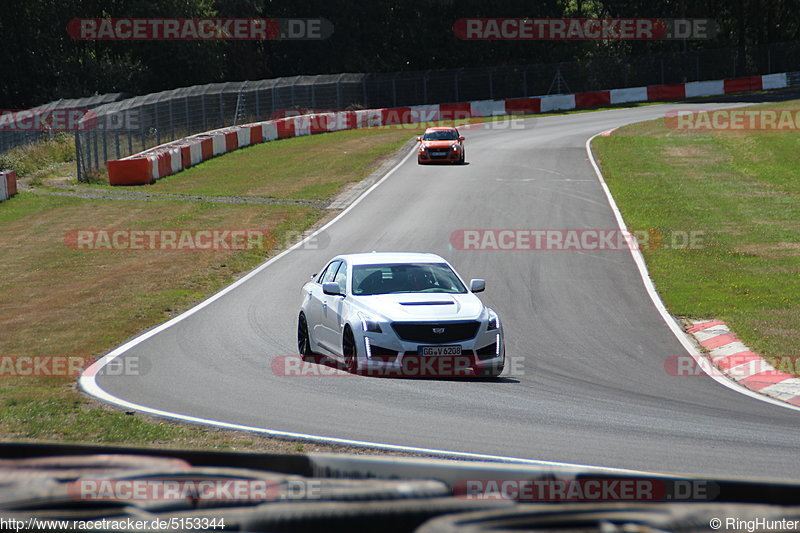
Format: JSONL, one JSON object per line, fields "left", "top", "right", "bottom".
{"left": 417, "top": 126, "right": 465, "bottom": 164}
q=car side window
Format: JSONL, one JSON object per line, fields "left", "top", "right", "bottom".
{"left": 320, "top": 260, "right": 341, "bottom": 284}
{"left": 333, "top": 262, "right": 348, "bottom": 294}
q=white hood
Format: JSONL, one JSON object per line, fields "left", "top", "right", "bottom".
{"left": 357, "top": 292, "right": 483, "bottom": 322}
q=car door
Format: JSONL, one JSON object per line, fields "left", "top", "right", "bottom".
{"left": 308, "top": 260, "right": 341, "bottom": 352}
{"left": 321, "top": 260, "right": 349, "bottom": 354}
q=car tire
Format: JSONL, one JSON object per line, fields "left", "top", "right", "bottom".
{"left": 342, "top": 326, "right": 359, "bottom": 374}
{"left": 297, "top": 313, "right": 317, "bottom": 362}
{"left": 477, "top": 360, "right": 504, "bottom": 378}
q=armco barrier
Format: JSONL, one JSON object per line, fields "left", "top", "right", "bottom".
{"left": 106, "top": 72, "right": 789, "bottom": 186}
{"left": 0, "top": 170, "right": 18, "bottom": 201}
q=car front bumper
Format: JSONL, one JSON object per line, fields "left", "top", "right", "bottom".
{"left": 357, "top": 327, "right": 505, "bottom": 377}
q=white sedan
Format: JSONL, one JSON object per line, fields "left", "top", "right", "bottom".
{"left": 297, "top": 252, "right": 505, "bottom": 377}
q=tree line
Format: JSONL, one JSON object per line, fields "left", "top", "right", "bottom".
{"left": 1, "top": 0, "right": 798, "bottom": 109}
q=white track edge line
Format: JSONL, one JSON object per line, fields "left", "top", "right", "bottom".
{"left": 585, "top": 132, "right": 800, "bottom": 413}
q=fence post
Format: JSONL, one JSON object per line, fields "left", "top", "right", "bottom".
{"left": 139, "top": 106, "right": 146, "bottom": 152}
{"left": 102, "top": 122, "right": 108, "bottom": 167}
{"left": 336, "top": 73, "right": 345, "bottom": 109}
{"left": 169, "top": 97, "right": 175, "bottom": 140}
{"left": 75, "top": 132, "right": 83, "bottom": 182}
{"left": 92, "top": 129, "right": 99, "bottom": 170}
{"left": 219, "top": 90, "right": 225, "bottom": 127}
{"left": 154, "top": 103, "right": 160, "bottom": 146}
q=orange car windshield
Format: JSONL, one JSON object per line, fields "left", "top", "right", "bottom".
{"left": 422, "top": 130, "right": 458, "bottom": 141}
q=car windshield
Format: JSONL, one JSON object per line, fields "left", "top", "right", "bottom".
{"left": 422, "top": 130, "right": 458, "bottom": 141}
{"left": 352, "top": 263, "right": 467, "bottom": 295}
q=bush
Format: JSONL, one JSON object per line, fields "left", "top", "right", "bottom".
{"left": 0, "top": 133, "right": 76, "bottom": 177}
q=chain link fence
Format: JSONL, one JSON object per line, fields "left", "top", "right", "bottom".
{"left": 0, "top": 93, "right": 130, "bottom": 156}
{"left": 62, "top": 40, "right": 800, "bottom": 180}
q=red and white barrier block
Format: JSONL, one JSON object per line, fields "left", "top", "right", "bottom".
{"left": 0, "top": 170, "right": 18, "bottom": 202}
{"left": 687, "top": 320, "right": 800, "bottom": 407}
{"left": 107, "top": 72, "right": 790, "bottom": 186}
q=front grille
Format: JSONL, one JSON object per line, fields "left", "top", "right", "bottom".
{"left": 391, "top": 321, "right": 480, "bottom": 344}
{"left": 476, "top": 342, "right": 498, "bottom": 360}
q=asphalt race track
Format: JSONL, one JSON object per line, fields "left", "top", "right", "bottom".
{"left": 89, "top": 100, "right": 800, "bottom": 481}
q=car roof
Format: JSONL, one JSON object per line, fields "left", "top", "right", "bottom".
{"left": 334, "top": 252, "right": 448, "bottom": 266}
{"left": 424, "top": 127, "right": 457, "bottom": 132}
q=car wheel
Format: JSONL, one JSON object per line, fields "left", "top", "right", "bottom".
{"left": 342, "top": 326, "right": 359, "bottom": 374}
{"left": 460, "top": 152, "right": 465, "bottom": 164}
{"left": 477, "top": 360, "right": 504, "bottom": 378}
{"left": 297, "top": 313, "right": 316, "bottom": 362}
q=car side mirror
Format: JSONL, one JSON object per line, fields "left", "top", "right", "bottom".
{"left": 323, "top": 281, "right": 342, "bottom": 296}
{"left": 458, "top": 136, "right": 465, "bottom": 141}
{"left": 470, "top": 279, "right": 485, "bottom": 292}
{"left": 310, "top": 273, "right": 316, "bottom": 280}
{"left": 416, "top": 136, "right": 422, "bottom": 142}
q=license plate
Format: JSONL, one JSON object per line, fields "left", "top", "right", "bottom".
{"left": 419, "top": 345, "right": 462, "bottom": 356}
{"left": 431, "top": 151, "right": 448, "bottom": 156}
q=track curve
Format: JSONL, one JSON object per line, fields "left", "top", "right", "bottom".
{"left": 84, "top": 101, "right": 800, "bottom": 481}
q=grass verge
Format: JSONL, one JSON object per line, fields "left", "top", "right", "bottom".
{"left": 0, "top": 127, "right": 414, "bottom": 452}
{"left": 0, "top": 134, "right": 75, "bottom": 186}
{"left": 593, "top": 100, "right": 800, "bottom": 365}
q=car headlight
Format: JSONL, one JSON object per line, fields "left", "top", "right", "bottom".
{"left": 487, "top": 309, "right": 500, "bottom": 331}
{"left": 451, "top": 143, "right": 459, "bottom": 151}
{"left": 358, "top": 312, "right": 383, "bottom": 333}
{"left": 419, "top": 145, "right": 428, "bottom": 151}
